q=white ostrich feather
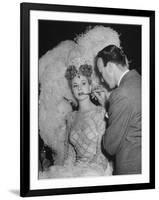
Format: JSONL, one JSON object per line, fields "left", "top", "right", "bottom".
{"left": 39, "top": 41, "right": 76, "bottom": 156}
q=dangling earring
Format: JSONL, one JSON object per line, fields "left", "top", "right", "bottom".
{"left": 89, "top": 85, "right": 92, "bottom": 93}
{"left": 101, "top": 77, "right": 104, "bottom": 83}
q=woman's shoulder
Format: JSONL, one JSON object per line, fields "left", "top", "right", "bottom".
{"left": 89, "top": 106, "right": 106, "bottom": 123}
{"left": 65, "top": 111, "right": 77, "bottom": 124}
{"left": 95, "top": 106, "right": 106, "bottom": 116}
{"left": 90, "top": 106, "right": 106, "bottom": 134}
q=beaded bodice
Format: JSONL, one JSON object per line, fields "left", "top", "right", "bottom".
{"left": 67, "top": 106, "right": 107, "bottom": 169}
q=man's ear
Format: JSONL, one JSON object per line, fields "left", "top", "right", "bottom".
{"left": 106, "top": 62, "right": 114, "bottom": 74}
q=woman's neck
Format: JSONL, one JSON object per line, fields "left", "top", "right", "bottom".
{"left": 78, "top": 97, "right": 95, "bottom": 112}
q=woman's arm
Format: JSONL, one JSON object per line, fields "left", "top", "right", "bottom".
{"left": 63, "top": 113, "right": 76, "bottom": 165}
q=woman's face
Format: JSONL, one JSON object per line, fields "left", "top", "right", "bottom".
{"left": 71, "top": 75, "right": 91, "bottom": 101}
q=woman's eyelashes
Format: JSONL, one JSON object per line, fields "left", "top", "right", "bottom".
{"left": 73, "top": 84, "right": 78, "bottom": 88}
{"left": 73, "top": 81, "right": 86, "bottom": 89}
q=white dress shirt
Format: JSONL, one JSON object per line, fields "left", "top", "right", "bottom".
{"left": 117, "top": 69, "right": 129, "bottom": 86}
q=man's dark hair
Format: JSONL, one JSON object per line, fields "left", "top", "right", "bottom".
{"left": 96, "top": 45, "right": 127, "bottom": 67}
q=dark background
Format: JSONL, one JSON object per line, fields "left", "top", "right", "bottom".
{"left": 39, "top": 20, "right": 141, "bottom": 74}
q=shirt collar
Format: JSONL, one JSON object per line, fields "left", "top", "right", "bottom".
{"left": 117, "top": 69, "right": 129, "bottom": 86}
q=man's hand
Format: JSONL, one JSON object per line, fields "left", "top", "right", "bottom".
{"left": 91, "top": 88, "right": 107, "bottom": 107}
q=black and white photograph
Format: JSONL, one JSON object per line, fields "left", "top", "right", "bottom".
{"left": 20, "top": 2, "right": 155, "bottom": 197}
{"left": 38, "top": 21, "right": 141, "bottom": 179}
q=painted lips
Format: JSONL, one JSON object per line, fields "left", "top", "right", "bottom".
{"left": 78, "top": 92, "right": 90, "bottom": 96}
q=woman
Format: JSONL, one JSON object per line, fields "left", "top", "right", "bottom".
{"left": 39, "top": 64, "right": 112, "bottom": 178}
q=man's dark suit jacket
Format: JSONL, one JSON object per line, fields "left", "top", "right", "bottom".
{"left": 102, "top": 70, "right": 141, "bottom": 175}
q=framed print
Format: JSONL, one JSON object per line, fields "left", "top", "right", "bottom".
{"left": 20, "top": 2, "right": 155, "bottom": 197}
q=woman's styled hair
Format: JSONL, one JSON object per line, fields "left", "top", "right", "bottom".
{"left": 96, "top": 45, "right": 128, "bottom": 68}
{"left": 65, "top": 64, "right": 93, "bottom": 85}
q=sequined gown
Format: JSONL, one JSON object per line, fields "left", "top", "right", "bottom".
{"left": 39, "top": 106, "right": 112, "bottom": 179}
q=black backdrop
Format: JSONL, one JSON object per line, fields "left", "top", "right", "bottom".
{"left": 39, "top": 20, "right": 141, "bottom": 74}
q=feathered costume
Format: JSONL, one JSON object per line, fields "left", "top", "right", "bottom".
{"left": 39, "top": 26, "right": 120, "bottom": 178}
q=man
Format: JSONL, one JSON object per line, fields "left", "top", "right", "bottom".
{"left": 94, "top": 45, "right": 141, "bottom": 175}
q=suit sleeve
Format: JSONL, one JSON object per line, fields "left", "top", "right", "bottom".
{"left": 102, "top": 92, "right": 132, "bottom": 156}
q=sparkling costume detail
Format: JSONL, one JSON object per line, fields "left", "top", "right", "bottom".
{"left": 67, "top": 107, "right": 107, "bottom": 168}
{"left": 39, "top": 107, "right": 112, "bottom": 179}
